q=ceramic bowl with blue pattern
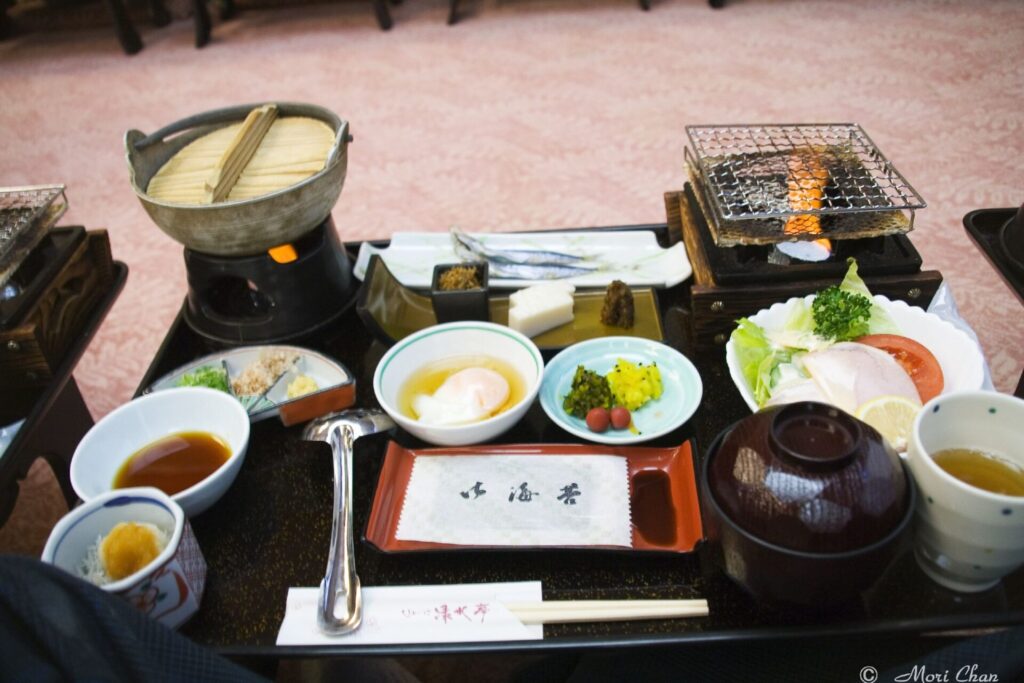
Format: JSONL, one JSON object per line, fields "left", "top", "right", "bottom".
{"left": 42, "top": 487, "right": 206, "bottom": 629}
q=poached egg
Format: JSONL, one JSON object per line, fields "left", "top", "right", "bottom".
{"left": 411, "top": 367, "right": 511, "bottom": 426}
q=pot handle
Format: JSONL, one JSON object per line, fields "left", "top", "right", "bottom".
{"left": 124, "top": 129, "right": 148, "bottom": 189}
{"left": 130, "top": 104, "right": 261, "bottom": 150}
{"left": 326, "top": 120, "right": 352, "bottom": 168}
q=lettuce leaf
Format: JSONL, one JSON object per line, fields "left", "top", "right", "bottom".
{"left": 836, "top": 257, "right": 899, "bottom": 335}
{"left": 767, "top": 298, "right": 826, "bottom": 351}
{"left": 731, "top": 318, "right": 792, "bottom": 407}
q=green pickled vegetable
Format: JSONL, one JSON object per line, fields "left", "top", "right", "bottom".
{"left": 562, "top": 365, "right": 612, "bottom": 419}
{"left": 177, "top": 365, "right": 230, "bottom": 393}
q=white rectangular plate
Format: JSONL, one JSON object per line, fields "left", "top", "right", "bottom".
{"left": 354, "top": 230, "right": 692, "bottom": 289}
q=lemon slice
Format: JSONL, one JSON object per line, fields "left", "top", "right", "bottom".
{"left": 854, "top": 395, "right": 922, "bottom": 451}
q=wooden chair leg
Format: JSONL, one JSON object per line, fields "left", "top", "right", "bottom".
{"left": 193, "top": 0, "right": 211, "bottom": 47}
{"left": 103, "top": 0, "right": 143, "bottom": 54}
{"left": 149, "top": 0, "right": 171, "bottom": 27}
{"left": 33, "top": 379, "right": 96, "bottom": 510}
{"left": 448, "top": 0, "right": 459, "bottom": 25}
{"left": 0, "top": 1, "right": 15, "bottom": 40}
{"left": 219, "top": 0, "right": 235, "bottom": 21}
{"left": 639, "top": 0, "right": 651, "bottom": 10}
{"left": 373, "top": 0, "right": 393, "bottom": 30}
{"left": 709, "top": 0, "right": 725, "bottom": 7}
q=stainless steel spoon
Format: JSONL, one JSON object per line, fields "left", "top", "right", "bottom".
{"left": 303, "top": 409, "right": 395, "bottom": 635}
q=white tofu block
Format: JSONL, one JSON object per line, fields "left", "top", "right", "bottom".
{"left": 507, "top": 282, "right": 575, "bottom": 338}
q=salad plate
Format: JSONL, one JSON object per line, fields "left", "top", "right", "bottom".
{"left": 725, "top": 294, "right": 987, "bottom": 413}
{"left": 539, "top": 337, "right": 703, "bottom": 445}
{"left": 146, "top": 345, "right": 356, "bottom": 426}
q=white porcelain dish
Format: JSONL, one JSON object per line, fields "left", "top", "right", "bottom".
{"left": 354, "top": 230, "right": 693, "bottom": 289}
{"left": 147, "top": 345, "right": 355, "bottom": 425}
{"left": 373, "top": 321, "right": 544, "bottom": 446}
{"left": 70, "top": 387, "right": 251, "bottom": 517}
{"left": 725, "top": 295, "right": 987, "bottom": 412}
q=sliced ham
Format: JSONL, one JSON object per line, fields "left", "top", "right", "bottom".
{"left": 799, "top": 342, "right": 919, "bottom": 414}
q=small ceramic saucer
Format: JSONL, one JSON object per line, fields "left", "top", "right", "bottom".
{"left": 540, "top": 337, "right": 703, "bottom": 445}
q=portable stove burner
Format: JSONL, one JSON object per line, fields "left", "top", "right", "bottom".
{"left": 676, "top": 183, "right": 923, "bottom": 285}
{"left": 666, "top": 183, "right": 942, "bottom": 354}
{"left": 183, "top": 217, "right": 356, "bottom": 345}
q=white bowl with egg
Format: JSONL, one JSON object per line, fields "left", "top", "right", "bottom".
{"left": 41, "top": 486, "right": 206, "bottom": 629}
{"left": 373, "top": 321, "right": 544, "bottom": 446}
{"left": 70, "top": 387, "right": 250, "bottom": 517}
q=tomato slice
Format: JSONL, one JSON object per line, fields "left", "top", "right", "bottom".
{"left": 856, "top": 334, "right": 944, "bottom": 403}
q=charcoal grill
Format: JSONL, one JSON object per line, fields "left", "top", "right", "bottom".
{"left": 668, "top": 124, "right": 942, "bottom": 353}
{"left": 0, "top": 186, "right": 116, "bottom": 418}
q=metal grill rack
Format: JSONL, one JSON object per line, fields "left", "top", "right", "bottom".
{"left": 684, "top": 158, "right": 912, "bottom": 246}
{"left": 0, "top": 185, "right": 68, "bottom": 286}
{"left": 688, "top": 122, "right": 929, "bottom": 229}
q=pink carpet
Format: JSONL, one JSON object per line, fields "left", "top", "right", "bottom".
{"left": 1, "top": 0, "right": 1022, "bottom": 549}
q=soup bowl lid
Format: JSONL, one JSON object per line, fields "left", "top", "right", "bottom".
{"left": 706, "top": 402, "right": 910, "bottom": 554}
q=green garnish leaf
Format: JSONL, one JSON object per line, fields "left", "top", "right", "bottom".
{"left": 835, "top": 256, "right": 899, "bottom": 335}
{"left": 811, "top": 285, "right": 873, "bottom": 341}
{"left": 177, "top": 365, "right": 230, "bottom": 393}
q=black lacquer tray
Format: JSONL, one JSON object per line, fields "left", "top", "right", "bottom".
{"left": 964, "top": 207, "right": 1024, "bottom": 305}
{"left": 135, "top": 224, "right": 1024, "bottom": 658}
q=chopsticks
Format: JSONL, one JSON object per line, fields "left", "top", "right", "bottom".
{"left": 204, "top": 103, "right": 278, "bottom": 203}
{"left": 504, "top": 599, "right": 708, "bottom": 625}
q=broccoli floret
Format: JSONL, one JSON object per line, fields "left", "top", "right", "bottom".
{"left": 811, "top": 285, "right": 873, "bottom": 341}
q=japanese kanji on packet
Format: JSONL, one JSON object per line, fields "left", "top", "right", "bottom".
{"left": 396, "top": 454, "right": 632, "bottom": 546}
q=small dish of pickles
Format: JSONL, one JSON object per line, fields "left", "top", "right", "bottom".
{"left": 539, "top": 337, "right": 703, "bottom": 445}
{"left": 146, "top": 345, "right": 355, "bottom": 426}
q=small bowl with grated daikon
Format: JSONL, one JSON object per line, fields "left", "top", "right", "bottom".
{"left": 42, "top": 487, "right": 206, "bottom": 629}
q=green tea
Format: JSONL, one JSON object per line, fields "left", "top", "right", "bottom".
{"left": 932, "top": 448, "right": 1024, "bottom": 497}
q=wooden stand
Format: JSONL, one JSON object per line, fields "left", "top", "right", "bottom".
{"left": 0, "top": 229, "right": 115, "bottom": 420}
{"left": 0, "top": 258, "right": 125, "bottom": 527}
{"left": 664, "top": 187, "right": 944, "bottom": 354}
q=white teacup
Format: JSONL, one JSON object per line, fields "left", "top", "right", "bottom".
{"left": 907, "top": 390, "right": 1024, "bottom": 592}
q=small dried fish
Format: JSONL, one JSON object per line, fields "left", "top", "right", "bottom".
{"left": 486, "top": 260, "right": 599, "bottom": 280}
{"left": 451, "top": 229, "right": 598, "bottom": 280}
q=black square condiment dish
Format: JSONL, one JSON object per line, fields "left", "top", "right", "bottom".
{"left": 430, "top": 261, "right": 489, "bottom": 324}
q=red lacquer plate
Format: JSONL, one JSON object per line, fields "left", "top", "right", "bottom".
{"left": 364, "top": 441, "right": 704, "bottom": 554}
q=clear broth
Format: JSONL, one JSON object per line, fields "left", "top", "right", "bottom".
{"left": 397, "top": 355, "right": 527, "bottom": 422}
{"left": 113, "top": 431, "right": 231, "bottom": 495}
{"left": 932, "top": 448, "right": 1024, "bottom": 497}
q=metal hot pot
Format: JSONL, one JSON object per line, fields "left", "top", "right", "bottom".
{"left": 124, "top": 102, "right": 350, "bottom": 257}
